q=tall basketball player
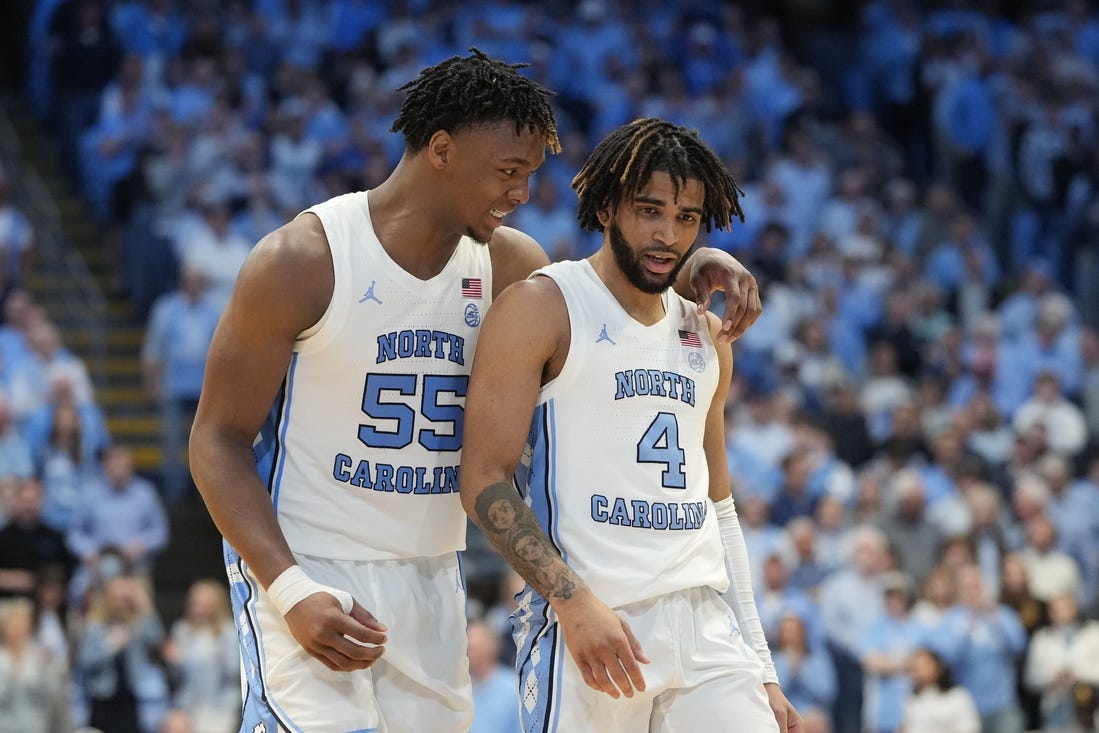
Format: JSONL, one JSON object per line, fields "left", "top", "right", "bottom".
{"left": 462, "top": 119, "right": 801, "bottom": 732}
{"left": 190, "top": 51, "right": 764, "bottom": 732}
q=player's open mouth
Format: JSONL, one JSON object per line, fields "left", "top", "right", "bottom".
{"left": 643, "top": 253, "right": 677, "bottom": 273}
{"left": 490, "top": 209, "right": 507, "bottom": 220}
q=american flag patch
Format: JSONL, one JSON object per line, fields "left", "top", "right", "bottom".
{"left": 678, "top": 330, "right": 702, "bottom": 348}
{"left": 461, "top": 278, "right": 482, "bottom": 298}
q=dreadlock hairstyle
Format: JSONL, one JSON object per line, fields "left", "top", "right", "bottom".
{"left": 390, "top": 48, "right": 561, "bottom": 154}
{"left": 572, "top": 118, "right": 744, "bottom": 233}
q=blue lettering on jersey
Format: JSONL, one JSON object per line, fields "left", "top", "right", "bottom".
{"left": 613, "top": 369, "right": 695, "bottom": 406}
{"left": 376, "top": 330, "right": 466, "bottom": 365}
{"left": 332, "top": 453, "right": 459, "bottom": 494}
{"left": 590, "top": 494, "right": 706, "bottom": 531}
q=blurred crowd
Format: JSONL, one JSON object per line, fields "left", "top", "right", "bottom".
{"left": 1, "top": 0, "right": 1098, "bottom": 731}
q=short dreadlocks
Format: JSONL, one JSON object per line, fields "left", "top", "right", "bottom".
{"left": 390, "top": 48, "right": 561, "bottom": 154}
{"left": 572, "top": 118, "right": 744, "bottom": 233}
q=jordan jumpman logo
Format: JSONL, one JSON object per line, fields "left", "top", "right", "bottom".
{"left": 359, "top": 280, "right": 382, "bottom": 304}
{"left": 596, "top": 323, "right": 615, "bottom": 345}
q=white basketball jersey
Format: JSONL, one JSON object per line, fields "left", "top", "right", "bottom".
{"left": 255, "top": 191, "right": 492, "bottom": 560}
{"left": 516, "top": 260, "right": 728, "bottom": 609}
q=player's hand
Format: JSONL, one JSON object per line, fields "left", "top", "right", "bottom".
{"left": 765, "top": 682, "right": 802, "bottom": 733}
{"left": 284, "top": 592, "right": 388, "bottom": 672}
{"left": 555, "top": 591, "right": 650, "bottom": 699}
{"left": 687, "top": 248, "right": 762, "bottom": 343}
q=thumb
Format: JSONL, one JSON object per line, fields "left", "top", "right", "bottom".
{"left": 326, "top": 587, "right": 355, "bottom": 615}
{"left": 621, "top": 619, "right": 650, "bottom": 664}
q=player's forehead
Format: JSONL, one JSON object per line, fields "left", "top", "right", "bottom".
{"left": 452, "top": 120, "right": 548, "bottom": 166}
{"left": 631, "top": 170, "right": 704, "bottom": 208}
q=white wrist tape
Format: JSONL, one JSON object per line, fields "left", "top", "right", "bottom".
{"left": 266, "top": 565, "right": 354, "bottom": 617}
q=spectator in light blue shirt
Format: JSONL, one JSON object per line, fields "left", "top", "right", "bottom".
{"left": 467, "top": 618, "right": 518, "bottom": 733}
{"left": 66, "top": 445, "right": 169, "bottom": 578}
{"left": 932, "top": 563, "right": 1027, "bottom": 733}
{"left": 818, "top": 524, "right": 891, "bottom": 733}
{"left": 0, "top": 392, "right": 32, "bottom": 480}
{"left": 142, "top": 263, "right": 222, "bottom": 503}
{"left": 772, "top": 610, "right": 837, "bottom": 733}
{"left": 860, "top": 572, "right": 927, "bottom": 733}
{"left": 755, "top": 552, "right": 827, "bottom": 653}
{"left": 923, "top": 213, "right": 1001, "bottom": 296}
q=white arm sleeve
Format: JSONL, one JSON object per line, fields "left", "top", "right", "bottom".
{"left": 715, "top": 496, "right": 778, "bottom": 684}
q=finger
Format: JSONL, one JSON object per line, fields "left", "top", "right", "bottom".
{"left": 575, "top": 659, "right": 600, "bottom": 694}
{"left": 588, "top": 660, "right": 620, "bottom": 699}
{"left": 773, "top": 704, "right": 788, "bottom": 732}
{"left": 719, "top": 281, "right": 744, "bottom": 343}
{"left": 308, "top": 645, "right": 352, "bottom": 672}
{"left": 786, "top": 705, "right": 803, "bottom": 733}
{"left": 621, "top": 620, "right": 650, "bottom": 665}
{"left": 349, "top": 601, "right": 388, "bottom": 633}
{"left": 616, "top": 628, "right": 647, "bottom": 695}
{"left": 332, "top": 634, "right": 386, "bottom": 664}
{"left": 323, "top": 643, "right": 379, "bottom": 671}
{"left": 341, "top": 621, "right": 388, "bottom": 647}
{"left": 696, "top": 293, "right": 711, "bottom": 315}
{"left": 729, "top": 282, "right": 762, "bottom": 341}
{"left": 604, "top": 653, "right": 636, "bottom": 698}
{"left": 690, "top": 262, "right": 719, "bottom": 315}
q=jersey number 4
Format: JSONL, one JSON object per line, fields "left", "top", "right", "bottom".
{"left": 357, "top": 373, "right": 467, "bottom": 451}
{"left": 637, "top": 412, "right": 686, "bottom": 489}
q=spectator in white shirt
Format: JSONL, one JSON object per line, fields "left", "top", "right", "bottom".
{"left": 901, "top": 646, "right": 980, "bottom": 733}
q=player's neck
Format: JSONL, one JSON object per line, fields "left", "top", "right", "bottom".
{"left": 368, "top": 168, "right": 464, "bottom": 280}
{"left": 588, "top": 250, "right": 666, "bottom": 326}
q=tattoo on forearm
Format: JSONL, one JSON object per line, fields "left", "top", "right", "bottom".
{"left": 474, "top": 482, "right": 580, "bottom": 600}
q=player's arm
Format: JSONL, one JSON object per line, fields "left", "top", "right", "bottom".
{"left": 189, "top": 215, "right": 386, "bottom": 672}
{"left": 674, "top": 248, "right": 762, "bottom": 343}
{"left": 461, "top": 277, "right": 649, "bottom": 699}
{"left": 702, "top": 312, "right": 802, "bottom": 733}
{"left": 488, "top": 225, "right": 551, "bottom": 298}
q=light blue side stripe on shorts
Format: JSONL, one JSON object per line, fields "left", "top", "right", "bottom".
{"left": 228, "top": 544, "right": 305, "bottom": 733}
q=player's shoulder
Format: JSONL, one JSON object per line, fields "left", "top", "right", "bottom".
{"left": 494, "top": 267, "right": 565, "bottom": 312}
{"left": 488, "top": 225, "right": 551, "bottom": 297}
{"left": 251, "top": 212, "right": 330, "bottom": 270}
{"left": 484, "top": 266, "right": 566, "bottom": 336}
{"left": 233, "top": 213, "right": 334, "bottom": 323}
{"left": 701, "top": 309, "right": 723, "bottom": 340}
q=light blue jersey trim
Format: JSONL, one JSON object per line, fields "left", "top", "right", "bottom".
{"left": 271, "top": 352, "right": 300, "bottom": 509}
{"left": 514, "top": 400, "right": 569, "bottom": 731}
{"left": 523, "top": 401, "right": 565, "bottom": 557}
{"left": 545, "top": 400, "right": 566, "bottom": 562}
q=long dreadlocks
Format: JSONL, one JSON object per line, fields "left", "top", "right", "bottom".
{"left": 390, "top": 48, "right": 561, "bottom": 154}
{"left": 572, "top": 118, "right": 743, "bottom": 233}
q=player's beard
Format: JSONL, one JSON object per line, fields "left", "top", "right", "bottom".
{"left": 609, "top": 221, "right": 688, "bottom": 294}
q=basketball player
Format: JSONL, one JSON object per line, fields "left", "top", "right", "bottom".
{"left": 462, "top": 119, "right": 801, "bottom": 732}
{"left": 190, "top": 51, "right": 763, "bottom": 732}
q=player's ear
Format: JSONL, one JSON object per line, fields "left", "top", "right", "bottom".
{"left": 427, "top": 130, "right": 453, "bottom": 169}
{"left": 596, "top": 206, "right": 612, "bottom": 229}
